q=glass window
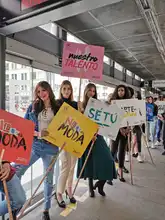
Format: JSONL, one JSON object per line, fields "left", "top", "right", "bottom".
{"left": 67, "top": 33, "right": 85, "bottom": 44}
{"left": 6, "top": 74, "right": 9, "bottom": 81}
{"left": 135, "top": 74, "right": 140, "bottom": 80}
{"left": 126, "top": 70, "right": 132, "bottom": 77}
{"left": 104, "top": 56, "right": 110, "bottom": 65}
{"left": 11, "top": 74, "right": 17, "bottom": 80}
{"left": 115, "top": 62, "right": 123, "bottom": 71}
{"left": 21, "top": 73, "right": 27, "bottom": 80}
{"left": 40, "top": 23, "right": 58, "bottom": 36}
{"left": 6, "top": 62, "right": 9, "bottom": 70}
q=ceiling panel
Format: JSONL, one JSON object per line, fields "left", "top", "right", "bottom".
{"left": 76, "top": 27, "right": 115, "bottom": 43}
{"left": 104, "top": 41, "right": 125, "bottom": 52}
{"left": 90, "top": 0, "right": 141, "bottom": 26}
{"left": 154, "top": 0, "right": 165, "bottom": 15}
{"left": 57, "top": 12, "right": 101, "bottom": 33}
{"left": 106, "top": 19, "right": 149, "bottom": 39}
{"left": 120, "top": 34, "right": 154, "bottom": 48}
{"left": 157, "top": 14, "right": 165, "bottom": 33}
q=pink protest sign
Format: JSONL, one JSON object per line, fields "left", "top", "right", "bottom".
{"left": 61, "top": 41, "right": 104, "bottom": 80}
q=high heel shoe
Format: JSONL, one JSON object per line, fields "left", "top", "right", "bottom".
{"left": 117, "top": 169, "right": 126, "bottom": 182}
{"left": 65, "top": 190, "right": 76, "bottom": 204}
{"left": 93, "top": 180, "right": 106, "bottom": 197}
{"left": 55, "top": 193, "right": 66, "bottom": 208}
{"left": 123, "top": 166, "right": 129, "bottom": 174}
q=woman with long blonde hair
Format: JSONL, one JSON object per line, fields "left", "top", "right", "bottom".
{"left": 55, "top": 80, "right": 78, "bottom": 208}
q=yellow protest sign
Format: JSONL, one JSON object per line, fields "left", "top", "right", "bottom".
{"left": 44, "top": 103, "right": 98, "bottom": 158}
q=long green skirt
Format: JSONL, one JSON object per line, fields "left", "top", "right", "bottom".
{"left": 77, "top": 135, "right": 117, "bottom": 180}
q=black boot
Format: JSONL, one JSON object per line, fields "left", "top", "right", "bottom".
{"left": 88, "top": 178, "right": 95, "bottom": 198}
{"left": 93, "top": 180, "right": 106, "bottom": 197}
{"left": 42, "top": 211, "right": 50, "bottom": 220}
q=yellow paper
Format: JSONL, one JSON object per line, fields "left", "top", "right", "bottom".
{"left": 60, "top": 207, "right": 73, "bottom": 217}
{"left": 44, "top": 103, "right": 98, "bottom": 158}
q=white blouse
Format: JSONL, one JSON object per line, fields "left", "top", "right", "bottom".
{"left": 38, "top": 108, "right": 54, "bottom": 132}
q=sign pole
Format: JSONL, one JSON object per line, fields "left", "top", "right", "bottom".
{"left": 18, "top": 142, "right": 66, "bottom": 219}
{"left": 72, "top": 131, "right": 98, "bottom": 196}
{"left": 0, "top": 150, "right": 13, "bottom": 220}
{"left": 127, "top": 125, "right": 133, "bottom": 185}
{"left": 140, "top": 125, "right": 155, "bottom": 165}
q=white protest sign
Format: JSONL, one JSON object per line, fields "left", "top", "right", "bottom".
{"left": 155, "top": 101, "right": 165, "bottom": 115}
{"left": 84, "top": 98, "right": 124, "bottom": 140}
{"left": 112, "top": 99, "right": 146, "bottom": 127}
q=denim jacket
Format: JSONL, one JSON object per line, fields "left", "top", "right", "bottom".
{"left": 24, "top": 104, "right": 39, "bottom": 131}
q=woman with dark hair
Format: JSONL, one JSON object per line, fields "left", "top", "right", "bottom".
{"left": 77, "top": 83, "right": 116, "bottom": 198}
{"left": 110, "top": 85, "right": 130, "bottom": 182}
{"left": 125, "top": 86, "right": 135, "bottom": 162}
{"left": 12, "top": 81, "right": 59, "bottom": 220}
{"left": 55, "top": 80, "right": 78, "bottom": 208}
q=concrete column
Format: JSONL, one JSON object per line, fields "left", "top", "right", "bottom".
{"left": 0, "top": 35, "right": 6, "bottom": 110}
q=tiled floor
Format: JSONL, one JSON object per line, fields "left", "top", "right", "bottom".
{"left": 22, "top": 146, "right": 165, "bottom": 220}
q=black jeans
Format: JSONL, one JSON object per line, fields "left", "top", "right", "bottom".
{"left": 133, "top": 125, "right": 142, "bottom": 153}
{"left": 111, "top": 132, "right": 127, "bottom": 168}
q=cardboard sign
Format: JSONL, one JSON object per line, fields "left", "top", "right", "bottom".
{"left": 84, "top": 98, "right": 124, "bottom": 140}
{"left": 0, "top": 109, "right": 35, "bottom": 165}
{"left": 155, "top": 101, "right": 165, "bottom": 115}
{"left": 61, "top": 41, "right": 104, "bottom": 80}
{"left": 44, "top": 103, "right": 98, "bottom": 158}
{"left": 112, "top": 99, "right": 146, "bottom": 127}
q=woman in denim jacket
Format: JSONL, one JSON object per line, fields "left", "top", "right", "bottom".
{"left": 12, "top": 81, "right": 58, "bottom": 220}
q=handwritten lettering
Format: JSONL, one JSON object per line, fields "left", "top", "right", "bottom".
{"left": 0, "top": 130, "right": 27, "bottom": 151}
{"left": 57, "top": 118, "right": 84, "bottom": 145}
{"left": 88, "top": 108, "right": 118, "bottom": 126}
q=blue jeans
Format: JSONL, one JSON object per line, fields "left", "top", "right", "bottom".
{"left": 12, "top": 139, "right": 59, "bottom": 210}
{"left": 0, "top": 174, "right": 26, "bottom": 216}
{"left": 156, "top": 119, "right": 163, "bottom": 141}
{"left": 147, "top": 120, "right": 156, "bottom": 142}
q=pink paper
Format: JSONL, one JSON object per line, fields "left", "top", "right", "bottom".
{"left": 61, "top": 41, "right": 104, "bottom": 80}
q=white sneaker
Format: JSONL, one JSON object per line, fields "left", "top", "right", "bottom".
{"left": 151, "top": 143, "right": 156, "bottom": 149}
{"left": 137, "top": 155, "right": 144, "bottom": 163}
{"left": 155, "top": 141, "right": 162, "bottom": 146}
{"left": 125, "top": 153, "right": 129, "bottom": 162}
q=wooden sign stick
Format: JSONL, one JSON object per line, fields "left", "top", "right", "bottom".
{"left": 128, "top": 128, "right": 133, "bottom": 185}
{"left": 126, "top": 122, "right": 133, "bottom": 185}
{"left": 72, "top": 132, "right": 98, "bottom": 196}
{"left": 140, "top": 125, "right": 155, "bottom": 166}
{"left": 18, "top": 142, "right": 66, "bottom": 219}
{"left": 0, "top": 150, "right": 13, "bottom": 220}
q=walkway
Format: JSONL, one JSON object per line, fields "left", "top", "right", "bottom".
{"left": 23, "top": 146, "right": 165, "bottom": 220}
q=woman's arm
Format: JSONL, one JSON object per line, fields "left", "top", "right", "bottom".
{"left": 24, "top": 104, "right": 33, "bottom": 120}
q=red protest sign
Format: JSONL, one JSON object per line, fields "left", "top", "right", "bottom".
{"left": 0, "top": 109, "right": 35, "bottom": 165}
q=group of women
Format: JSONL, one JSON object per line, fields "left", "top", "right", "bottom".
{"left": 1, "top": 81, "right": 160, "bottom": 220}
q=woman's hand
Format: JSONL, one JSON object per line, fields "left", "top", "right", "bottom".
{"left": 0, "top": 163, "right": 11, "bottom": 181}
{"left": 92, "top": 136, "right": 97, "bottom": 142}
{"left": 120, "top": 128, "right": 126, "bottom": 136}
{"left": 78, "top": 101, "right": 84, "bottom": 113}
{"left": 41, "top": 129, "right": 49, "bottom": 137}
